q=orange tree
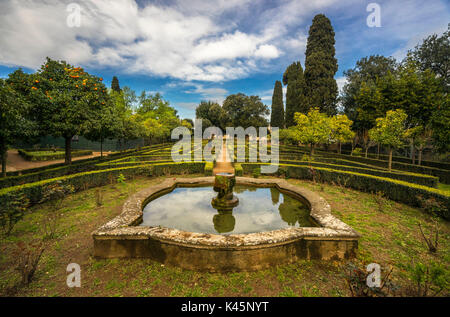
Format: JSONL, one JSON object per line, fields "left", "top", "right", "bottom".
{"left": 32, "top": 58, "right": 109, "bottom": 164}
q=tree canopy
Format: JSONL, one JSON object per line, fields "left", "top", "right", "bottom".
{"left": 283, "top": 62, "right": 307, "bottom": 126}
{"left": 304, "top": 14, "right": 338, "bottom": 115}
{"left": 222, "top": 93, "right": 269, "bottom": 129}
{"left": 270, "top": 80, "right": 284, "bottom": 128}
{"left": 32, "top": 58, "right": 109, "bottom": 164}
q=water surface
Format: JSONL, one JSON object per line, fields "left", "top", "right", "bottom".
{"left": 141, "top": 185, "right": 316, "bottom": 234}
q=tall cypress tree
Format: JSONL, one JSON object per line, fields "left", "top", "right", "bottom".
{"left": 270, "top": 80, "right": 284, "bottom": 128}
{"left": 304, "top": 14, "right": 338, "bottom": 116}
{"left": 111, "top": 76, "right": 121, "bottom": 92}
{"left": 283, "top": 61, "right": 307, "bottom": 127}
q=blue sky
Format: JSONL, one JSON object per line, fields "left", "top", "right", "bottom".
{"left": 0, "top": 0, "right": 449, "bottom": 119}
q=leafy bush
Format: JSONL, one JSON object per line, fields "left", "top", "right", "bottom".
{"left": 204, "top": 162, "right": 213, "bottom": 176}
{"left": 0, "top": 192, "right": 29, "bottom": 237}
{"left": 351, "top": 148, "right": 362, "bottom": 156}
{"left": 252, "top": 167, "right": 261, "bottom": 178}
{"left": 405, "top": 261, "right": 449, "bottom": 296}
{"left": 234, "top": 163, "right": 243, "bottom": 176}
{"left": 19, "top": 149, "right": 93, "bottom": 161}
{"left": 39, "top": 182, "right": 74, "bottom": 240}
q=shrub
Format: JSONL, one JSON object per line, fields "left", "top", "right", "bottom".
{"left": 0, "top": 192, "right": 29, "bottom": 237}
{"left": 405, "top": 261, "right": 449, "bottom": 296}
{"left": 344, "top": 262, "right": 396, "bottom": 297}
{"left": 18, "top": 149, "right": 93, "bottom": 161}
{"left": 0, "top": 162, "right": 206, "bottom": 211}
{"left": 13, "top": 241, "right": 45, "bottom": 286}
{"left": 351, "top": 148, "right": 362, "bottom": 157}
{"left": 252, "top": 167, "right": 261, "bottom": 178}
{"left": 204, "top": 162, "right": 213, "bottom": 176}
{"left": 39, "top": 182, "right": 74, "bottom": 240}
{"left": 234, "top": 163, "right": 243, "bottom": 176}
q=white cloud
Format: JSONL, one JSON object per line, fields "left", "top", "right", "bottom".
{"left": 1, "top": 0, "right": 448, "bottom": 84}
{"left": 185, "top": 84, "right": 228, "bottom": 103}
{"left": 0, "top": 0, "right": 289, "bottom": 82}
{"left": 335, "top": 76, "right": 348, "bottom": 93}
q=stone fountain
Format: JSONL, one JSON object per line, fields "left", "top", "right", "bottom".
{"left": 211, "top": 172, "right": 239, "bottom": 233}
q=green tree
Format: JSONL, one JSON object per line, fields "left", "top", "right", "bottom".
{"left": 331, "top": 114, "right": 355, "bottom": 154}
{"left": 109, "top": 87, "right": 139, "bottom": 150}
{"left": 342, "top": 55, "right": 397, "bottom": 131}
{"left": 195, "top": 101, "right": 229, "bottom": 130}
{"left": 84, "top": 99, "right": 122, "bottom": 158}
{"left": 0, "top": 78, "right": 35, "bottom": 177}
{"left": 135, "top": 91, "right": 181, "bottom": 144}
{"left": 111, "top": 76, "right": 121, "bottom": 93}
{"left": 32, "top": 58, "right": 109, "bottom": 164}
{"left": 407, "top": 25, "right": 449, "bottom": 92}
{"left": 369, "top": 109, "right": 408, "bottom": 171}
{"left": 283, "top": 62, "right": 307, "bottom": 126}
{"left": 222, "top": 93, "right": 269, "bottom": 129}
{"left": 304, "top": 14, "right": 338, "bottom": 115}
{"left": 292, "top": 108, "right": 332, "bottom": 155}
{"left": 270, "top": 80, "right": 284, "bottom": 128}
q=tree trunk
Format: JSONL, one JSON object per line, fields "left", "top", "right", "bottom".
{"left": 100, "top": 137, "right": 103, "bottom": 159}
{"left": 377, "top": 143, "right": 380, "bottom": 159}
{"left": 310, "top": 144, "right": 315, "bottom": 155}
{"left": 65, "top": 137, "right": 72, "bottom": 165}
{"left": 339, "top": 141, "right": 342, "bottom": 154}
{"left": 365, "top": 146, "right": 369, "bottom": 158}
{"left": 0, "top": 138, "right": 7, "bottom": 178}
{"left": 418, "top": 150, "right": 422, "bottom": 166}
{"left": 411, "top": 146, "right": 416, "bottom": 165}
{"left": 388, "top": 148, "right": 393, "bottom": 171}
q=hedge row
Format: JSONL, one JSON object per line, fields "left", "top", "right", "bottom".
{"left": 18, "top": 149, "right": 93, "bottom": 161}
{"left": 204, "top": 162, "right": 213, "bottom": 175}
{"left": 277, "top": 159, "right": 438, "bottom": 188}
{"left": 241, "top": 163, "right": 450, "bottom": 220}
{"left": 315, "top": 151, "right": 450, "bottom": 184}
{"left": 1, "top": 145, "right": 171, "bottom": 189}
{"left": 0, "top": 162, "right": 205, "bottom": 208}
{"left": 339, "top": 150, "right": 450, "bottom": 170}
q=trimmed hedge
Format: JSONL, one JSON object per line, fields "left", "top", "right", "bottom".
{"left": 234, "top": 163, "right": 243, "bottom": 176}
{"left": 339, "top": 150, "right": 450, "bottom": 170}
{"left": 204, "top": 162, "right": 213, "bottom": 176}
{"left": 0, "top": 162, "right": 205, "bottom": 208}
{"left": 241, "top": 163, "right": 450, "bottom": 220}
{"left": 18, "top": 149, "right": 93, "bottom": 161}
{"left": 315, "top": 151, "right": 450, "bottom": 184}
{"left": 278, "top": 159, "right": 438, "bottom": 188}
{"left": 0, "top": 146, "right": 172, "bottom": 189}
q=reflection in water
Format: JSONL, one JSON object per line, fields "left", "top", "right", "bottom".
{"left": 141, "top": 185, "right": 316, "bottom": 234}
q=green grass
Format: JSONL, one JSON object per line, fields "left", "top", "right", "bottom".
{"left": 0, "top": 174, "right": 448, "bottom": 297}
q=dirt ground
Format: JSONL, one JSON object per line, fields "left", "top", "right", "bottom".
{"left": 5, "top": 150, "right": 106, "bottom": 172}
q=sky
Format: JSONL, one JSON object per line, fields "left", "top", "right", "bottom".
{"left": 0, "top": 0, "right": 449, "bottom": 119}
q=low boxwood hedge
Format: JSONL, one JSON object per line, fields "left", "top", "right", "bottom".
{"left": 277, "top": 159, "right": 439, "bottom": 188}
{"left": 241, "top": 163, "right": 449, "bottom": 219}
{"left": 315, "top": 151, "right": 450, "bottom": 184}
{"left": 18, "top": 149, "right": 93, "bottom": 161}
{"left": 339, "top": 150, "right": 450, "bottom": 170}
{"left": 0, "top": 162, "right": 205, "bottom": 208}
{"left": 204, "top": 162, "right": 213, "bottom": 175}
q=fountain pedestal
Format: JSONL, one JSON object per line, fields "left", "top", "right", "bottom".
{"left": 211, "top": 173, "right": 239, "bottom": 209}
